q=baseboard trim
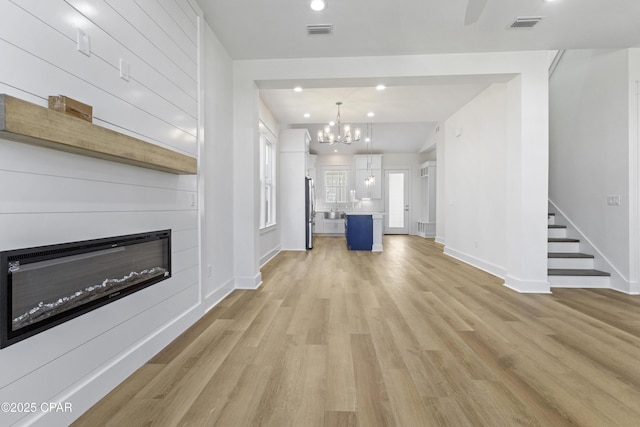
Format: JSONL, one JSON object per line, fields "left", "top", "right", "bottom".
{"left": 204, "top": 278, "right": 235, "bottom": 312}
{"left": 235, "top": 272, "right": 263, "bottom": 290}
{"left": 443, "top": 247, "right": 506, "bottom": 280}
{"left": 504, "top": 275, "right": 552, "bottom": 294}
{"left": 260, "top": 246, "right": 281, "bottom": 268}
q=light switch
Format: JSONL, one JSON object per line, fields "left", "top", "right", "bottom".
{"left": 76, "top": 29, "right": 91, "bottom": 56}
{"left": 119, "top": 58, "right": 130, "bottom": 81}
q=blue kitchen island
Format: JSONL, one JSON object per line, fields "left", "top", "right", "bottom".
{"left": 345, "top": 212, "right": 384, "bottom": 252}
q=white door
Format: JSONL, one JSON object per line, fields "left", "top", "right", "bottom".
{"left": 385, "top": 169, "right": 409, "bottom": 234}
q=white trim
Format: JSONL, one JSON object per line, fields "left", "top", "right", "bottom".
{"left": 443, "top": 247, "right": 507, "bottom": 280}
{"left": 259, "top": 223, "right": 277, "bottom": 234}
{"left": 503, "top": 276, "right": 552, "bottom": 294}
{"left": 204, "top": 278, "right": 235, "bottom": 312}
{"left": 260, "top": 246, "right": 281, "bottom": 267}
{"left": 235, "top": 273, "right": 263, "bottom": 290}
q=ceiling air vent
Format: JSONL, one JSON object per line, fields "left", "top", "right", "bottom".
{"left": 510, "top": 16, "right": 544, "bottom": 28}
{"left": 307, "top": 24, "right": 333, "bottom": 35}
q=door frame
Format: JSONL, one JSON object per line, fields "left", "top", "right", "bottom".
{"left": 384, "top": 168, "right": 410, "bottom": 234}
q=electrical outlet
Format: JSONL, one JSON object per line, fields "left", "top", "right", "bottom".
{"left": 607, "top": 195, "right": 621, "bottom": 206}
{"left": 207, "top": 264, "right": 212, "bottom": 277}
{"left": 190, "top": 193, "right": 196, "bottom": 207}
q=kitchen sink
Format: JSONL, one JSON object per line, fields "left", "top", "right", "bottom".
{"left": 324, "top": 211, "right": 345, "bottom": 219}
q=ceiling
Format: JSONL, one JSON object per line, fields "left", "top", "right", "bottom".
{"left": 196, "top": 0, "right": 640, "bottom": 155}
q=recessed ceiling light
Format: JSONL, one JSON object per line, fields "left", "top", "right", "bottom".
{"left": 365, "top": 137, "right": 371, "bottom": 142}
{"left": 329, "top": 120, "right": 335, "bottom": 126}
{"left": 310, "top": 0, "right": 326, "bottom": 12}
{"left": 367, "top": 112, "right": 375, "bottom": 117}
{"left": 294, "top": 86, "right": 303, "bottom": 92}
{"left": 304, "top": 113, "right": 310, "bottom": 118}
{"left": 333, "top": 149, "right": 338, "bottom": 153}
{"left": 376, "top": 84, "right": 386, "bottom": 90}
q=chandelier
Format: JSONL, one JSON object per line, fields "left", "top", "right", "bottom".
{"left": 317, "top": 102, "right": 361, "bottom": 145}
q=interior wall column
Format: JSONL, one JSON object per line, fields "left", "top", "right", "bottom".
{"left": 504, "top": 70, "right": 550, "bottom": 293}
{"left": 232, "top": 78, "right": 262, "bottom": 289}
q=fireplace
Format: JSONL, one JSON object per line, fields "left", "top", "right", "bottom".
{"left": 1, "top": 230, "right": 171, "bottom": 348}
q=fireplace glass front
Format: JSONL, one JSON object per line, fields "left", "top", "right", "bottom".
{"left": 1, "top": 230, "right": 171, "bottom": 348}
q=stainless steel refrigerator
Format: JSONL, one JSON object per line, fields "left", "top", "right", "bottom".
{"left": 305, "top": 177, "right": 314, "bottom": 249}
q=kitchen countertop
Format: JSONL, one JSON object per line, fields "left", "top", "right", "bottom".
{"left": 345, "top": 212, "right": 385, "bottom": 216}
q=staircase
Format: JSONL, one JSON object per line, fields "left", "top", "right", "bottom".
{"left": 547, "top": 213, "right": 611, "bottom": 288}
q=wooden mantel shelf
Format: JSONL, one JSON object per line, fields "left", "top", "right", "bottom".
{"left": 0, "top": 94, "right": 197, "bottom": 174}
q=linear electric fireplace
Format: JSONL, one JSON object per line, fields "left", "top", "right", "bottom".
{"left": 1, "top": 230, "right": 171, "bottom": 348}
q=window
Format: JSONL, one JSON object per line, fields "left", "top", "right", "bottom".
{"left": 260, "top": 122, "right": 276, "bottom": 228}
{"left": 324, "top": 169, "right": 348, "bottom": 204}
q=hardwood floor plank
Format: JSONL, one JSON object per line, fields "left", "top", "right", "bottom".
{"left": 325, "top": 331, "right": 357, "bottom": 412}
{"left": 323, "top": 411, "right": 358, "bottom": 427}
{"left": 383, "top": 367, "right": 436, "bottom": 426}
{"left": 73, "top": 236, "right": 640, "bottom": 427}
{"left": 71, "top": 364, "right": 164, "bottom": 427}
{"left": 350, "top": 333, "right": 395, "bottom": 426}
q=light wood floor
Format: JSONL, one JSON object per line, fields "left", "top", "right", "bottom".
{"left": 73, "top": 236, "right": 640, "bottom": 426}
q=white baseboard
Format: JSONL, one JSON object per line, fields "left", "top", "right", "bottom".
{"left": 260, "top": 246, "right": 281, "bottom": 268}
{"left": 235, "top": 272, "right": 262, "bottom": 290}
{"left": 504, "top": 275, "right": 552, "bottom": 294}
{"left": 204, "top": 278, "right": 235, "bottom": 312}
{"left": 443, "top": 246, "right": 506, "bottom": 280}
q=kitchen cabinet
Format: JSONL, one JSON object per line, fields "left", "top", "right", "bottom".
{"left": 345, "top": 214, "right": 373, "bottom": 250}
{"left": 307, "top": 154, "right": 317, "bottom": 183}
{"left": 324, "top": 219, "right": 345, "bottom": 234}
{"left": 354, "top": 154, "right": 382, "bottom": 199}
{"left": 280, "top": 129, "right": 311, "bottom": 250}
{"left": 418, "top": 161, "right": 437, "bottom": 238}
{"left": 314, "top": 212, "right": 325, "bottom": 234}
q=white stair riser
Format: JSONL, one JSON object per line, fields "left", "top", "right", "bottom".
{"left": 549, "top": 275, "right": 610, "bottom": 288}
{"left": 548, "top": 242, "right": 579, "bottom": 252}
{"left": 547, "top": 228, "right": 567, "bottom": 238}
{"left": 548, "top": 216, "right": 555, "bottom": 225}
{"left": 548, "top": 258, "right": 594, "bottom": 269}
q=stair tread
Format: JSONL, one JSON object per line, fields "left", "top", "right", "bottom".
{"left": 548, "top": 225, "right": 566, "bottom": 229}
{"left": 548, "top": 253, "right": 594, "bottom": 259}
{"left": 548, "top": 269, "right": 610, "bottom": 277}
{"left": 548, "top": 238, "right": 579, "bottom": 242}
{"left": 548, "top": 213, "right": 555, "bottom": 216}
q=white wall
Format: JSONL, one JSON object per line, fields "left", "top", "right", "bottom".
{"left": 549, "top": 49, "right": 632, "bottom": 292}
{"left": 0, "top": 1, "right": 221, "bottom": 425}
{"left": 201, "top": 22, "right": 236, "bottom": 307}
{"left": 442, "top": 84, "right": 508, "bottom": 278}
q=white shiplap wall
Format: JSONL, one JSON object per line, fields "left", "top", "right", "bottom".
{"left": 0, "top": 0, "right": 202, "bottom": 425}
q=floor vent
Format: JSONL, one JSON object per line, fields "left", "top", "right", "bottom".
{"left": 509, "top": 17, "right": 544, "bottom": 28}
{"left": 307, "top": 24, "right": 333, "bottom": 35}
